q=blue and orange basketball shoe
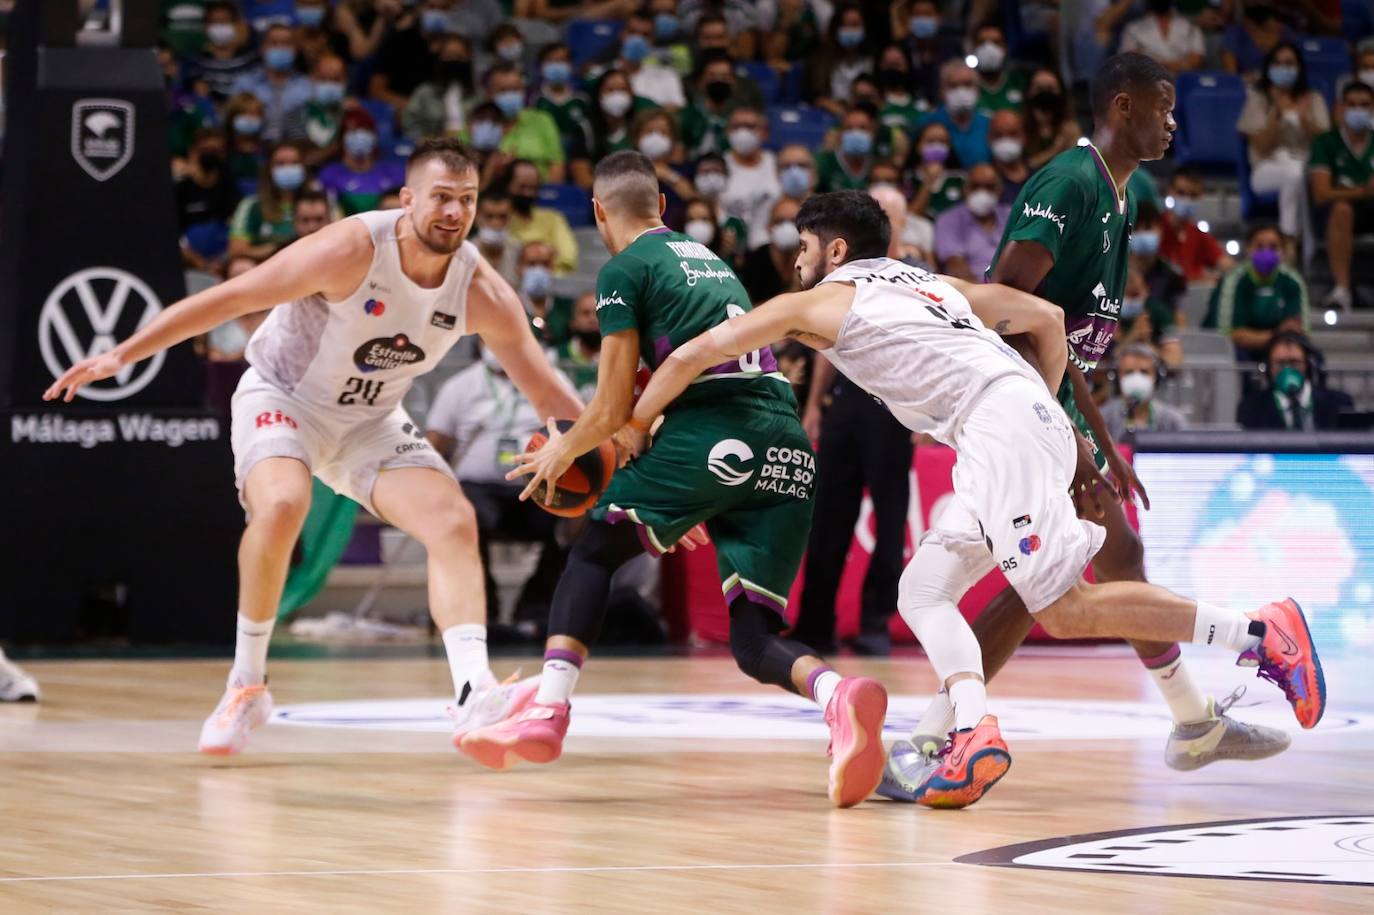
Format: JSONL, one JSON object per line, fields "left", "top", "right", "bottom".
{"left": 1240, "top": 598, "right": 1325, "bottom": 729}
{"left": 909, "top": 715, "right": 1012, "bottom": 809}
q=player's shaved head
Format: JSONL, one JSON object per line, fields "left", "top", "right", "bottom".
{"left": 1090, "top": 52, "right": 1172, "bottom": 120}
{"left": 592, "top": 150, "right": 662, "bottom": 220}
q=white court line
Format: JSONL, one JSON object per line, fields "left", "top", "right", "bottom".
{"left": 0, "top": 861, "right": 961, "bottom": 885}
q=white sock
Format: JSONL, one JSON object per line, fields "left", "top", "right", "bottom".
{"left": 810, "top": 669, "right": 842, "bottom": 711}
{"left": 948, "top": 678, "right": 988, "bottom": 731}
{"left": 912, "top": 690, "right": 956, "bottom": 743}
{"left": 1142, "top": 647, "right": 1210, "bottom": 724}
{"left": 230, "top": 613, "right": 274, "bottom": 687}
{"left": 1191, "top": 601, "right": 1262, "bottom": 654}
{"left": 535, "top": 651, "right": 582, "bottom": 705}
{"left": 442, "top": 624, "right": 490, "bottom": 705}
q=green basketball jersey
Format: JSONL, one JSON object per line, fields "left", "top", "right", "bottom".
{"left": 595, "top": 227, "right": 795, "bottom": 413}
{"left": 987, "top": 144, "right": 1138, "bottom": 375}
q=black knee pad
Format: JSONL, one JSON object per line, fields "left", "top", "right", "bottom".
{"left": 727, "top": 597, "right": 809, "bottom": 692}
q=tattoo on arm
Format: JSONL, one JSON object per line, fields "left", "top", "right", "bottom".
{"left": 993, "top": 320, "right": 1011, "bottom": 334}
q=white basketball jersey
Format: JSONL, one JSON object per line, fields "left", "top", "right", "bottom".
{"left": 246, "top": 209, "right": 479, "bottom": 413}
{"left": 819, "top": 257, "right": 1042, "bottom": 444}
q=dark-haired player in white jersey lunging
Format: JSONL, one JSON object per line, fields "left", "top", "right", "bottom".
{"left": 45, "top": 139, "right": 583, "bottom": 755}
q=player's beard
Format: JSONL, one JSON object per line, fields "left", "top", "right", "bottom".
{"left": 414, "top": 214, "right": 466, "bottom": 254}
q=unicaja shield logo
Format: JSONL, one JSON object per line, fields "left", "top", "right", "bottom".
{"left": 71, "top": 99, "right": 135, "bottom": 182}
{"left": 706, "top": 439, "right": 754, "bottom": 486}
{"left": 38, "top": 267, "right": 165, "bottom": 401}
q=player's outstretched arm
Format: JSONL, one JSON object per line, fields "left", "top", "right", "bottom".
{"left": 467, "top": 257, "right": 583, "bottom": 423}
{"left": 42, "top": 221, "right": 373, "bottom": 402}
{"left": 946, "top": 276, "right": 1068, "bottom": 392}
{"left": 631, "top": 284, "right": 849, "bottom": 428}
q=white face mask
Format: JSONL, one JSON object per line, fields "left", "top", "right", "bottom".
{"left": 695, "top": 171, "right": 727, "bottom": 198}
{"left": 990, "top": 137, "right": 1023, "bottom": 162}
{"left": 1361, "top": 69, "right": 1374, "bottom": 88}
{"left": 478, "top": 225, "right": 507, "bottom": 247}
{"left": 945, "top": 86, "right": 978, "bottom": 113}
{"left": 966, "top": 189, "right": 997, "bottom": 217}
{"left": 637, "top": 131, "right": 672, "bottom": 160}
{"left": 728, "top": 127, "right": 761, "bottom": 155}
{"left": 600, "top": 90, "right": 632, "bottom": 118}
{"left": 770, "top": 220, "right": 800, "bottom": 251}
{"left": 685, "top": 219, "right": 715, "bottom": 244}
{"left": 974, "top": 42, "right": 1005, "bottom": 71}
{"left": 1120, "top": 370, "right": 1155, "bottom": 403}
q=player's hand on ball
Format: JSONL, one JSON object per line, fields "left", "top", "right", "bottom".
{"left": 1070, "top": 432, "right": 1118, "bottom": 520}
{"left": 507, "top": 417, "right": 574, "bottom": 505}
{"left": 617, "top": 425, "right": 648, "bottom": 464}
{"left": 1105, "top": 446, "right": 1151, "bottom": 511}
{"left": 43, "top": 351, "right": 126, "bottom": 402}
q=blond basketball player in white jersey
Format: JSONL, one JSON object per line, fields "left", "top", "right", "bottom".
{"left": 44, "top": 138, "right": 585, "bottom": 755}
{"left": 626, "top": 190, "right": 1326, "bottom": 809}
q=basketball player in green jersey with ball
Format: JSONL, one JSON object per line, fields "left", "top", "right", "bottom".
{"left": 883, "top": 54, "right": 1289, "bottom": 800}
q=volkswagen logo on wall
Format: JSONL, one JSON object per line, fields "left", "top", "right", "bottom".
{"left": 38, "top": 267, "right": 165, "bottom": 402}
{"left": 71, "top": 99, "right": 135, "bottom": 182}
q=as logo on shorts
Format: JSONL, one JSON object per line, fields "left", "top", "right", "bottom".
{"left": 706, "top": 439, "right": 754, "bottom": 486}
{"left": 1019, "top": 535, "right": 1042, "bottom": 556}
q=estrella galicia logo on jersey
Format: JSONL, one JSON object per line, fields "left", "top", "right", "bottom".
{"left": 1023, "top": 202, "right": 1065, "bottom": 234}
{"left": 1019, "top": 534, "right": 1042, "bottom": 556}
{"left": 363, "top": 298, "right": 386, "bottom": 317}
{"left": 430, "top": 311, "right": 457, "bottom": 330}
{"left": 1013, "top": 514, "right": 1031, "bottom": 529}
{"left": 354, "top": 334, "right": 426, "bottom": 373}
{"left": 706, "top": 439, "right": 755, "bottom": 486}
{"left": 596, "top": 290, "right": 627, "bottom": 311}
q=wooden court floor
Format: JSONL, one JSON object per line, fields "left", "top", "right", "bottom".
{"left": 1, "top": 649, "right": 1370, "bottom": 913}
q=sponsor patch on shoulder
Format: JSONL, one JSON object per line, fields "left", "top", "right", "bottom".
{"left": 430, "top": 311, "right": 457, "bottom": 330}
{"left": 1013, "top": 514, "right": 1031, "bottom": 529}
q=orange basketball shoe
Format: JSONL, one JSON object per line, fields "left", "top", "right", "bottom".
{"left": 913, "top": 715, "right": 1012, "bottom": 809}
{"left": 459, "top": 701, "right": 570, "bottom": 771}
{"left": 1241, "top": 598, "right": 1326, "bottom": 729}
{"left": 824, "top": 677, "right": 888, "bottom": 808}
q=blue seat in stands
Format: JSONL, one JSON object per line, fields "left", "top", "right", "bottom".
{"left": 184, "top": 221, "right": 229, "bottom": 260}
{"left": 1298, "top": 37, "right": 1352, "bottom": 98}
{"left": 237, "top": 177, "right": 259, "bottom": 198}
{"left": 537, "top": 183, "right": 592, "bottom": 228}
{"left": 737, "top": 61, "right": 780, "bottom": 106}
{"left": 766, "top": 106, "right": 835, "bottom": 151}
{"left": 1173, "top": 72, "right": 1246, "bottom": 170}
{"left": 567, "top": 19, "right": 623, "bottom": 69}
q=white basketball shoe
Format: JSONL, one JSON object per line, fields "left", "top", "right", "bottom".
{"left": 0, "top": 648, "right": 39, "bottom": 702}
{"left": 198, "top": 676, "right": 274, "bottom": 755}
{"left": 449, "top": 671, "right": 541, "bottom": 748}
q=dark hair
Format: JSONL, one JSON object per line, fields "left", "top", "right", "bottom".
{"left": 695, "top": 47, "right": 734, "bottom": 80}
{"left": 1171, "top": 165, "right": 1204, "bottom": 186}
{"left": 795, "top": 190, "right": 891, "bottom": 262}
{"left": 1091, "top": 52, "right": 1173, "bottom": 119}
{"left": 1257, "top": 41, "right": 1309, "bottom": 97}
{"left": 538, "top": 42, "right": 570, "bottom": 64}
{"left": 407, "top": 136, "right": 479, "bottom": 177}
{"left": 1246, "top": 221, "right": 1282, "bottom": 243}
{"left": 1135, "top": 201, "right": 1160, "bottom": 226}
{"left": 1343, "top": 79, "right": 1374, "bottom": 102}
{"left": 696, "top": 13, "right": 728, "bottom": 34}
{"left": 486, "top": 23, "right": 524, "bottom": 53}
{"left": 484, "top": 61, "right": 523, "bottom": 88}
{"left": 480, "top": 186, "right": 511, "bottom": 206}
{"left": 1266, "top": 329, "right": 1323, "bottom": 382}
{"left": 593, "top": 150, "right": 662, "bottom": 218}
{"left": 205, "top": 0, "right": 239, "bottom": 19}
{"left": 295, "top": 188, "right": 330, "bottom": 210}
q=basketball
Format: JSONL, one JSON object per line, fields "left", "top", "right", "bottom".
{"left": 524, "top": 420, "right": 617, "bottom": 518}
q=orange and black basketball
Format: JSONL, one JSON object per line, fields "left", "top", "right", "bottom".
{"left": 524, "top": 419, "right": 618, "bottom": 518}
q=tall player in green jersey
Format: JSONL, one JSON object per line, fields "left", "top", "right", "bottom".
{"left": 887, "top": 54, "right": 1288, "bottom": 795}
{"left": 460, "top": 152, "right": 890, "bottom": 808}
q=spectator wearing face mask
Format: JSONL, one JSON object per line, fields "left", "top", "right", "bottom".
{"left": 1119, "top": 0, "right": 1205, "bottom": 75}
{"left": 680, "top": 50, "right": 761, "bottom": 158}
{"left": 929, "top": 59, "right": 992, "bottom": 166}
{"left": 1204, "top": 223, "right": 1310, "bottom": 362}
{"left": 1101, "top": 343, "right": 1186, "bottom": 442}
{"left": 682, "top": 194, "right": 750, "bottom": 276}
{"left": 874, "top": 43, "right": 931, "bottom": 135}
{"left": 534, "top": 44, "right": 594, "bottom": 156}
{"left": 486, "top": 24, "right": 528, "bottom": 73}
{"left": 1222, "top": 2, "right": 1294, "bottom": 81}
{"left": 1337, "top": 47, "right": 1374, "bottom": 98}
{"left": 1023, "top": 67, "right": 1080, "bottom": 170}
{"left": 1238, "top": 331, "right": 1354, "bottom": 431}
{"left": 633, "top": 109, "right": 695, "bottom": 229}
{"left": 741, "top": 197, "right": 803, "bottom": 302}
{"left": 176, "top": 128, "right": 241, "bottom": 238}
{"left": 970, "top": 23, "right": 1026, "bottom": 114}
{"left": 810, "top": 2, "right": 877, "bottom": 116}
{"left": 644, "top": 0, "right": 694, "bottom": 76}
{"left": 318, "top": 109, "right": 404, "bottom": 215}
{"left": 934, "top": 163, "right": 1007, "bottom": 282}
{"left": 286, "top": 52, "right": 348, "bottom": 167}
{"left": 908, "top": 119, "right": 965, "bottom": 218}
{"left": 192, "top": 1, "right": 259, "bottom": 101}
{"left": 988, "top": 109, "right": 1030, "bottom": 203}
{"left": 897, "top": 0, "right": 964, "bottom": 106}
{"left": 403, "top": 33, "right": 476, "bottom": 142}
{"left": 228, "top": 141, "right": 310, "bottom": 260}
{"left": 1308, "top": 80, "right": 1374, "bottom": 311}
{"left": 292, "top": 0, "right": 350, "bottom": 73}
{"left": 369, "top": 0, "right": 450, "bottom": 113}
{"left": 223, "top": 92, "right": 269, "bottom": 184}
{"left": 555, "top": 292, "right": 603, "bottom": 400}
{"left": 1159, "top": 167, "right": 1228, "bottom": 282}
{"left": 481, "top": 62, "right": 565, "bottom": 183}
{"left": 815, "top": 103, "right": 881, "bottom": 192}
{"left": 1238, "top": 42, "right": 1329, "bottom": 242}
{"left": 604, "top": 11, "right": 687, "bottom": 110}
{"left": 719, "top": 106, "right": 782, "bottom": 250}
{"left": 762, "top": 0, "right": 823, "bottom": 71}
{"left": 501, "top": 158, "right": 579, "bottom": 275}
{"left": 777, "top": 144, "right": 818, "bottom": 204}
{"left": 230, "top": 23, "right": 312, "bottom": 143}
{"left": 473, "top": 188, "right": 520, "bottom": 284}
{"left": 588, "top": 69, "right": 657, "bottom": 162}
{"left": 463, "top": 101, "right": 512, "bottom": 187}
{"left": 1125, "top": 204, "right": 1186, "bottom": 366}
{"left": 515, "top": 241, "right": 572, "bottom": 347}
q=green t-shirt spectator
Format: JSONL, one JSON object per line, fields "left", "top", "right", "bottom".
{"left": 555, "top": 339, "right": 599, "bottom": 396}
{"left": 530, "top": 296, "right": 574, "bottom": 347}
{"left": 1308, "top": 128, "right": 1374, "bottom": 189}
{"left": 977, "top": 70, "right": 1028, "bottom": 115}
{"left": 162, "top": 0, "right": 208, "bottom": 57}
{"left": 1127, "top": 167, "right": 1162, "bottom": 211}
{"left": 881, "top": 98, "right": 931, "bottom": 135}
{"left": 815, "top": 150, "right": 873, "bottom": 192}
{"left": 1204, "top": 263, "right": 1310, "bottom": 338}
{"left": 498, "top": 108, "right": 565, "bottom": 181}
{"left": 919, "top": 173, "right": 966, "bottom": 217}
{"left": 536, "top": 94, "right": 594, "bottom": 151}
{"left": 229, "top": 194, "right": 295, "bottom": 247}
